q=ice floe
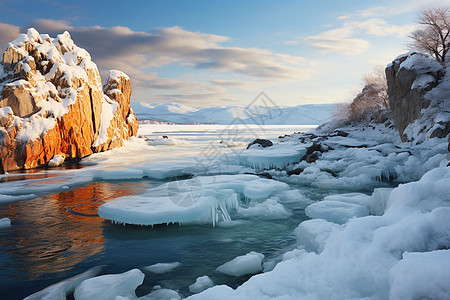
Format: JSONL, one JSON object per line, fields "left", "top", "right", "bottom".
{"left": 189, "top": 276, "right": 214, "bottom": 294}
{"left": 143, "top": 262, "right": 181, "bottom": 274}
{"left": 0, "top": 217, "right": 11, "bottom": 228}
{"left": 98, "top": 174, "right": 289, "bottom": 227}
{"left": 216, "top": 251, "right": 264, "bottom": 277}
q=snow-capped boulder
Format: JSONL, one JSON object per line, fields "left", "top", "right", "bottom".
{"left": 0, "top": 28, "right": 138, "bottom": 172}
{"left": 385, "top": 52, "right": 449, "bottom": 142}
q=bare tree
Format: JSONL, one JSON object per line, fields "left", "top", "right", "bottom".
{"left": 409, "top": 6, "right": 450, "bottom": 64}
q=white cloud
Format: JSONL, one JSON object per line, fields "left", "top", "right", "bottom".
{"left": 305, "top": 27, "right": 370, "bottom": 55}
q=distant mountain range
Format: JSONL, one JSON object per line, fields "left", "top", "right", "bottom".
{"left": 131, "top": 102, "right": 337, "bottom": 125}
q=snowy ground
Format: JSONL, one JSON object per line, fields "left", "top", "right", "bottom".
{"left": 2, "top": 123, "right": 449, "bottom": 299}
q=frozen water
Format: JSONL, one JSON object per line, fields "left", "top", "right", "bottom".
{"left": 188, "top": 166, "right": 450, "bottom": 299}
{"left": 189, "top": 276, "right": 214, "bottom": 294}
{"left": 216, "top": 251, "right": 264, "bottom": 277}
{"left": 74, "top": 269, "right": 144, "bottom": 300}
{"left": 0, "top": 218, "right": 11, "bottom": 228}
{"left": 143, "top": 262, "right": 181, "bottom": 274}
{"left": 23, "top": 266, "right": 103, "bottom": 300}
{"left": 389, "top": 250, "right": 450, "bottom": 300}
{"left": 47, "top": 154, "right": 65, "bottom": 167}
{"left": 98, "top": 175, "right": 289, "bottom": 227}
{"left": 237, "top": 198, "right": 292, "bottom": 219}
{"left": 140, "top": 288, "right": 181, "bottom": 300}
{"left": 239, "top": 145, "right": 305, "bottom": 170}
{"left": 305, "top": 200, "right": 369, "bottom": 224}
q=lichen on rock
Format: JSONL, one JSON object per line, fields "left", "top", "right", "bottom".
{"left": 0, "top": 28, "right": 138, "bottom": 172}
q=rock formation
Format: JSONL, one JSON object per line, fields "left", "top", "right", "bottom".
{"left": 0, "top": 28, "right": 138, "bottom": 173}
{"left": 385, "top": 52, "right": 449, "bottom": 142}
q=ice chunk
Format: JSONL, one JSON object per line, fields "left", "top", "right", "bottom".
{"left": 24, "top": 266, "right": 103, "bottom": 300}
{"left": 189, "top": 276, "right": 214, "bottom": 294}
{"left": 143, "top": 262, "right": 181, "bottom": 274}
{"left": 239, "top": 146, "right": 305, "bottom": 170}
{"left": 0, "top": 218, "right": 11, "bottom": 228}
{"left": 389, "top": 250, "right": 450, "bottom": 300}
{"left": 237, "top": 198, "right": 292, "bottom": 219}
{"left": 0, "top": 193, "right": 36, "bottom": 204}
{"left": 98, "top": 175, "right": 288, "bottom": 227}
{"left": 48, "top": 154, "right": 65, "bottom": 167}
{"left": 141, "top": 288, "right": 181, "bottom": 300}
{"left": 305, "top": 200, "right": 369, "bottom": 224}
{"left": 216, "top": 251, "right": 264, "bottom": 277}
{"left": 74, "top": 269, "right": 144, "bottom": 300}
{"left": 295, "top": 219, "right": 342, "bottom": 253}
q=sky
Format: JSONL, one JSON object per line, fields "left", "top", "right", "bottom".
{"left": 0, "top": 0, "right": 445, "bottom": 107}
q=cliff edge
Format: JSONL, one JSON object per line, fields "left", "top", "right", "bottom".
{"left": 0, "top": 29, "right": 138, "bottom": 172}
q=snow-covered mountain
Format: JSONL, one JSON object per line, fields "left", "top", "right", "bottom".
{"left": 131, "top": 102, "right": 336, "bottom": 125}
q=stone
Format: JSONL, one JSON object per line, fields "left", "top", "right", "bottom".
{"left": 246, "top": 138, "right": 273, "bottom": 149}
{"left": 0, "top": 29, "right": 139, "bottom": 173}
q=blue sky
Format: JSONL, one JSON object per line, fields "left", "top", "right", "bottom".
{"left": 0, "top": 0, "right": 444, "bottom": 107}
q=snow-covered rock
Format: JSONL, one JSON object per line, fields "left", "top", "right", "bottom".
{"left": 0, "top": 29, "right": 138, "bottom": 173}
{"left": 385, "top": 52, "right": 449, "bottom": 142}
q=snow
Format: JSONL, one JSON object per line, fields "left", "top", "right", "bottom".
{"left": 305, "top": 200, "right": 369, "bottom": 224}
{"left": 23, "top": 266, "right": 103, "bottom": 300}
{"left": 143, "top": 262, "right": 181, "bottom": 274}
{"left": 98, "top": 174, "right": 289, "bottom": 227}
{"left": 189, "top": 276, "right": 214, "bottom": 294}
{"left": 389, "top": 250, "right": 450, "bottom": 300}
{"left": 216, "top": 251, "right": 264, "bottom": 277}
{"left": 237, "top": 198, "right": 292, "bottom": 219}
{"left": 74, "top": 269, "right": 144, "bottom": 300}
{"left": 188, "top": 166, "right": 450, "bottom": 299}
{"left": 0, "top": 106, "right": 13, "bottom": 117}
{"left": 0, "top": 218, "right": 11, "bottom": 228}
{"left": 107, "top": 69, "right": 130, "bottom": 81}
{"left": 48, "top": 154, "right": 65, "bottom": 167}
{"left": 92, "top": 95, "right": 118, "bottom": 147}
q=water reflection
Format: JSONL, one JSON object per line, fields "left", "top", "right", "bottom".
{"left": 0, "top": 181, "right": 148, "bottom": 281}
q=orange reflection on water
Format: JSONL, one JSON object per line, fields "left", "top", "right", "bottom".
{"left": 0, "top": 180, "right": 148, "bottom": 280}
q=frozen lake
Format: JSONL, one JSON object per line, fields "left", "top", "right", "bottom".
{"left": 0, "top": 124, "right": 324, "bottom": 299}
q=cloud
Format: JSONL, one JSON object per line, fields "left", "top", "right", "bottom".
{"left": 0, "top": 23, "right": 20, "bottom": 52}
{"left": 17, "top": 19, "right": 313, "bottom": 85}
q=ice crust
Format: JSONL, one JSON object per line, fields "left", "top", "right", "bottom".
{"left": 239, "top": 145, "right": 305, "bottom": 170}
{"left": 98, "top": 174, "right": 289, "bottom": 227}
{"left": 0, "top": 217, "right": 11, "bottom": 228}
{"left": 305, "top": 200, "right": 369, "bottom": 224}
{"left": 216, "top": 251, "right": 265, "bottom": 277}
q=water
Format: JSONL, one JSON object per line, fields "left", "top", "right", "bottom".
{"left": 0, "top": 124, "right": 320, "bottom": 299}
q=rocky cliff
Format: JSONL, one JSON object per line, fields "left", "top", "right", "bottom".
{"left": 0, "top": 29, "right": 138, "bottom": 173}
{"left": 385, "top": 52, "right": 450, "bottom": 142}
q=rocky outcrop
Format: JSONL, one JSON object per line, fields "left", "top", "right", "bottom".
{"left": 385, "top": 52, "right": 449, "bottom": 142}
{"left": 0, "top": 29, "right": 138, "bottom": 173}
{"left": 247, "top": 139, "right": 273, "bottom": 149}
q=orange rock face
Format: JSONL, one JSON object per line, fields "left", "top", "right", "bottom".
{"left": 0, "top": 29, "right": 139, "bottom": 173}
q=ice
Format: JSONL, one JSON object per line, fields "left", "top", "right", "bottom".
{"left": 74, "top": 269, "right": 144, "bottom": 300}
{"left": 48, "top": 154, "right": 65, "bottom": 167}
{"left": 216, "top": 251, "right": 264, "bottom": 277}
{"left": 0, "top": 193, "right": 36, "bottom": 204}
{"left": 23, "top": 266, "right": 103, "bottom": 300}
{"left": 294, "top": 219, "right": 342, "bottom": 253}
{"left": 239, "top": 145, "right": 306, "bottom": 170}
{"left": 140, "top": 288, "right": 181, "bottom": 300}
{"left": 143, "top": 262, "right": 181, "bottom": 274}
{"left": 305, "top": 200, "right": 369, "bottom": 224}
{"left": 145, "top": 136, "right": 189, "bottom": 145}
{"left": 189, "top": 276, "right": 214, "bottom": 294}
{"left": 389, "top": 250, "right": 450, "bottom": 300}
{"left": 0, "top": 218, "right": 11, "bottom": 228}
{"left": 98, "top": 174, "right": 289, "bottom": 227}
{"left": 188, "top": 166, "right": 450, "bottom": 300}
{"left": 237, "top": 198, "right": 292, "bottom": 219}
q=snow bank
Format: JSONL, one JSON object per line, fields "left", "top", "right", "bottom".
{"left": 216, "top": 251, "right": 264, "bottom": 277}
{"left": 189, "top": 276, "right": 214, "bottom": 294}
{"left": 389, "top": 250, "right": 450, "bottom": 300}
{"left": 188, "top": 166, "right": 450, "bottom": 299}
{"left": 143, "top": 262, "right": 181, "bottom": 274}
{"left": 74, "top": 269, "right": 144, "bottom": 300}
{"left": 305, "top": 200, "right": 369, "bottom": 224}
{"left": 98, "top": 174, "right": 289, "bottom": 227}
